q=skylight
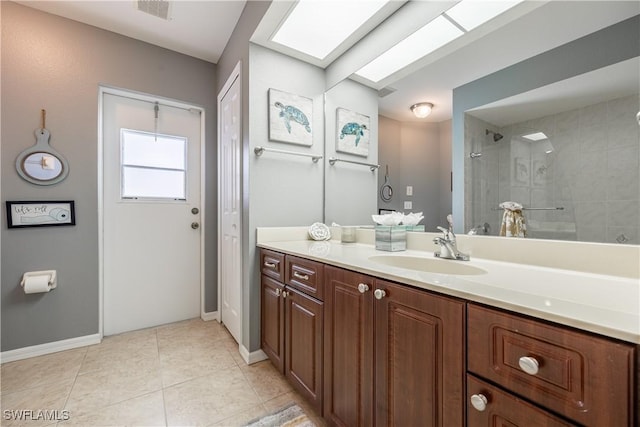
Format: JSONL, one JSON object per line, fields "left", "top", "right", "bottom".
{"left": 271, "top": 0, "right": 390, "bottom": 60}
{"left": 355, "top": 0, "right": 525, "bottom": 83}
{"left": 521, "top": 132, "right": 548, "bottom": 141}
{"left": 445, "top": 0, "right": 525, "bottom": 32}
{"left": 356, "top": 16, "right": 464, "bottom": 83}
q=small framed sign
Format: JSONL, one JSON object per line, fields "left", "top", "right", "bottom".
{"left": 6, "top": 201, "right": 75, "bottom": 229}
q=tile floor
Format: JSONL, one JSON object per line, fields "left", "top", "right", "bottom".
{"left": 0, "top": 319, "right": 325, "bottom": 426}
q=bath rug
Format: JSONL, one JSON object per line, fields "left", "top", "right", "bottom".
{"left": 243, "top": 402, "right": 316, "bottom": 427}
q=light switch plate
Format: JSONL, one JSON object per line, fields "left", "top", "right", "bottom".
{"left": 404, "top": 201, "right": 412, "bottom": 210}
{"left": 406, "top": 185, "right": 413, "bottom": 196}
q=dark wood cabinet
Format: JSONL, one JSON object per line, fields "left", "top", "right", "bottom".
{"left": 467, "top": 374, "right": 576, "bottom": 427}
{"left": 323, "top": 266, "right": 465, "bottom": 427}
{"left": 285, "top": 286, "right": 323, "bottom": 412}
{"left": 323, "top": 267, "right": 374, "bottom": 427}
{"left": 375, "top": 279, "right": 465, "bottom": 427}
{"left": 467, "top": 303, "right": 636, "bottom": 427}
{"left": 260, "top": 250, "right": 324, "bottom": 414}
{"left": 261, "top": 275, "right": 285, "bottom": 372}
{"left": 261, "top": 247, "right": 638, "bottom": 426}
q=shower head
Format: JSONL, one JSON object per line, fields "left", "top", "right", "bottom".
{"left": 486, "top": 129, "right": 504, "bottom": 142}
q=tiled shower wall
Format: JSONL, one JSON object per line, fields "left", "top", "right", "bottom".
{"left": 465, "top": 94, "right": 639, "bottom": 244}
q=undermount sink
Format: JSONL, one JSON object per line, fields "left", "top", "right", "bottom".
{"left": 369, "top": 255, "right": 487, "bottom": 276}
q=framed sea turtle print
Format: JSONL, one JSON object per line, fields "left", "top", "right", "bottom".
{"left": 268, "top": 88, "right": 313, "bottom": 146}
{"left": 336, "top": 108, "right": 369, "bottom": 157}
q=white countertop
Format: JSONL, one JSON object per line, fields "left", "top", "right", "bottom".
{"left": 258, "top": 239, "right": 640, "bottom": 344}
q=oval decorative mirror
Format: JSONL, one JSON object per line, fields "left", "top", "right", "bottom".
{"left": 16, "top": 111, "right": 69, "bottom": 186}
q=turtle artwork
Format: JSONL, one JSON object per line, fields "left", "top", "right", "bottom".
{"left": 336, "top": 108, "right": 370, "bottom": 157}
{"left": 340, "top": 122, "right": 368, "bottom": 146}
{"left": 274, "top": 101, "right": 311, "bottom": 134}
{"left": 268, "top": 89, "right": 313, "bottom": 146}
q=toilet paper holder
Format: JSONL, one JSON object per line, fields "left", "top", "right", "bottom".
{"left": 21, "top": 270, "right": 57, "bottom": 291}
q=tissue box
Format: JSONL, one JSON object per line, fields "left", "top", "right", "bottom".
{"left": 405, "top": 225, "right": 425, "bottom": 232}
{"left": 375, "top": 226, "right": 407, "bottom": 251}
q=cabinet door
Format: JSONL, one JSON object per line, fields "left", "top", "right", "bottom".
{"left": 374, "top": 279, "right": 465, "bottom": 427}
{"left": 261, "top": 275, "right": 285, "bottom": 373}
{"left": 323, "top": 266, "right": 374, "bottom": 427}
{"left": 285, "top": 286, "right": 324, "bottom": 413}
{"left": 467, "top": 374, "right": 576, "bottom": 427}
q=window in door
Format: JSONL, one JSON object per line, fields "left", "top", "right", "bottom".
{"left": 120, "top": 129, "right": 187, "bottom": 200}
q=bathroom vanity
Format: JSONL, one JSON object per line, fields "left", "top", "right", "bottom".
{"left": 258, "top": 230, "right": 638, "bottom": 426}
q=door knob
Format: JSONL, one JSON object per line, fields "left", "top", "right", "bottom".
{"left": 191, "top": 222, "right": 200, "bottom": 230}
{"left": 191, "top": 207, "right": 199, "bottom": 215}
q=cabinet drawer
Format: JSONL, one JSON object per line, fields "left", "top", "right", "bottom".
{"left": 467, "top": 374, "right": 575, "bottom": 427}
{"left": 261, "top": 249, "right": 285, "bottom": 281}
{"left": 467, "top": 304, "right": 635, "bottom": 427}
{"left": 286, "top": 255, "right": 324, "bottom": 301}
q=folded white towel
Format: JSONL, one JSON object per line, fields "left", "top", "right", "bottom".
{"left": 499, "top": 201, "right": 523, "bottom": 211}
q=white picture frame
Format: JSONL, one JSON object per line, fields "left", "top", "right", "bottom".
{"left": 268, "top": 88, "right": 313, "bottom": 146}
{"left": 336, "top": 108, "right": 370, "bottom": 157}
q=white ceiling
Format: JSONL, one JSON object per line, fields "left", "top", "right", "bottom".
{"left": 374, "top": 0, "right": 640, "bottom": 122}
{"left": 18, "top": 1, "right": 639, "bottom": 123}
{"left": 16, "top": 0, "right": 247, "bottom": 63}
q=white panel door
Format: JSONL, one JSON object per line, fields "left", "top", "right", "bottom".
{"left": 219, "top": 70, "right": 242, "bottom": 344}
{"left": 103, "top": 92, "right": 202, "bottom": 336}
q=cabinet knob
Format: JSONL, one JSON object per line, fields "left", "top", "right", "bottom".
{"left": 374, "top": 289, "right": 386, "bottom": 300}
{"left": 274, "top": 288, "right": 281, "bottom": 297}
{"left": 282, "top": 291, "right": 288, "bottom": 298}
{"left": 518, "top": 356, "right": 540, "bottom": 375}
{"left": 358, "top": 283, "right": 370, "bottom": 293}
{"left": 470, "top": 394, "right": 488, "bottom": 412}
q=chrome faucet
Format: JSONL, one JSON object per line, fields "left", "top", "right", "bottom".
{"left": 433, "top": 226, "right": 470, "bottom": 261}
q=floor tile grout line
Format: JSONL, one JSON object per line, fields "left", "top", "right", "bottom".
{"left": 61, "top": 346, "right": 90, "bottom": 415}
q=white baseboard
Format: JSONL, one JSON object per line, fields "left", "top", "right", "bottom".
{"left": 201, "top": 311, "right": 219, "bottom": 322}
{"left": 0, "top": 333, "right": 102, "bottom": 364}
{"left": 239, "top": 345, "right": 268, "bottom": 365}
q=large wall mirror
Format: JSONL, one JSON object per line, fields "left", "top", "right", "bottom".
{"left": 464, "top": 57, "right": 639, "bottom": 243}
{"left": 327, "top": 1, "right": 639, "bottom": 244}
{"left": 252, "top": 1, "right": 639, "bottom": 244}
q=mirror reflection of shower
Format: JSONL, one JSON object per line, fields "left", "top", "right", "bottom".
{"left": 486, "top": 129, "right": 504, "bottom": 142}
{"left": 470, "top": 129, "right": 505, "bottom": 158}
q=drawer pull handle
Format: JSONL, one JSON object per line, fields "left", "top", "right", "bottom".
{"left": 275, "top": 288, "right": 281, "bottom": 297}
{"left": 470, "top": 394, "right": 488, "bottom": 412}
{"left": 358, "top": 283, "right": 370, "bottom": 293}
{"left": 264, "top": 261, "right": 277, "bottom": 268}
{"left": 293, "top": 271, "right": 309, "bottom": 281}
{"left": 374, "top": 289, "right": 386, "bottom": 300}
{"left": 518, "top": 356, "right": 540, "bottom": 375}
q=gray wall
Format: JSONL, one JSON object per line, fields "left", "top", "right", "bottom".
{"left": 1, "top": 2, "right": 217, "bottom": 351}
{"left": 324, "top": 79, "right": 379, "bottom": 226}
{"left": 377, "top": 116, "right": 452, "bottom": 231}
{"left": 247, "top": 44, "right": 325, "bottom": 351}
{"left": 451, "top": 14, "right": 640, "bottom": 233}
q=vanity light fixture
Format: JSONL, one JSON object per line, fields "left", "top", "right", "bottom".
{"left": 410, "top": 102, "right": 434, "bottom": 118}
